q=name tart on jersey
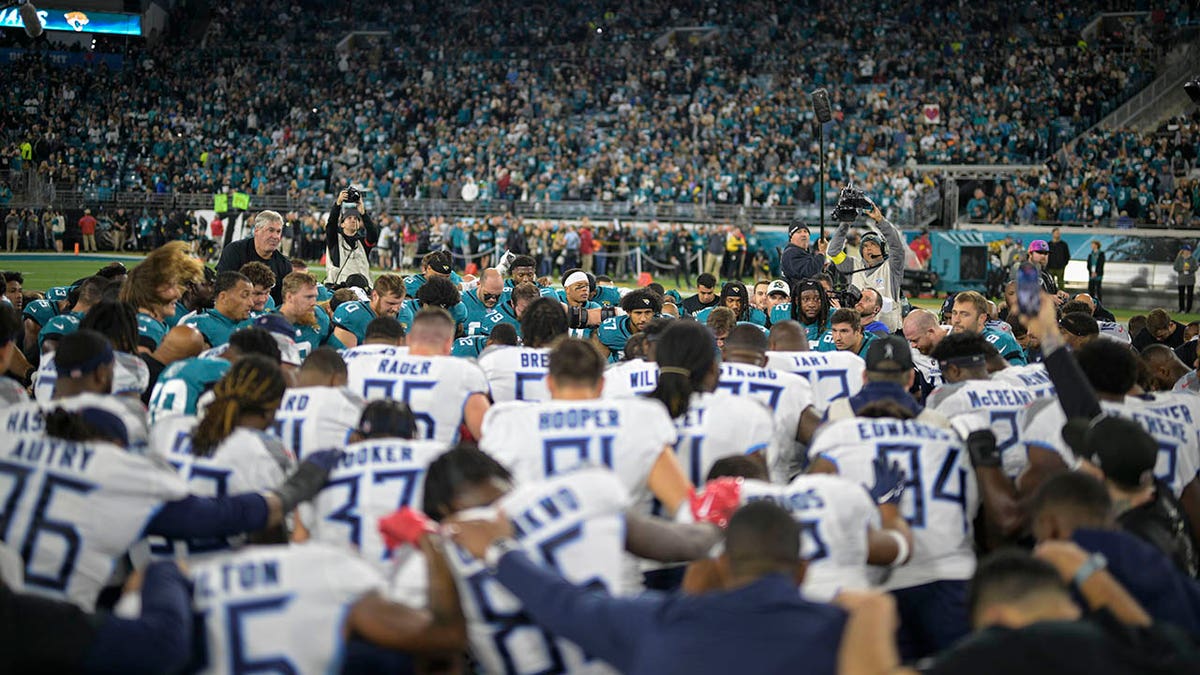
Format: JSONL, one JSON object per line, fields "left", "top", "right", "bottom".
{"left": 8, "top": 437, "right": 95, "bottom": 471}
{"left": 338, "top": 444, "right": 414, "bottom": 468}
{"left": 375, "top": 359, "right": 433, "bottom": 376}
{"left": 195, "top": 559, "right": 280, "bottom": 598}
{"left": 746, "top": 488, "right": 825, "bottom": 512}
{"left": 5, "top": 409, "right": 44, "bottom": 434}
{"left": 965, "top": 389, "right": 1033, "bottom": 407}
{"left": 521, "top": 352, "right": 550, "bottom": 368}
{"left": 786, "top": 354, "right": 839, "bottom": 367}
{"left": 855, "top": 419, "right": 957, "bottom": 442}
{"left": 538, "top": 408, "right": 620, "bottom": 430}
{"left": 510, "top": 486, "right": 582, "bottom": 539}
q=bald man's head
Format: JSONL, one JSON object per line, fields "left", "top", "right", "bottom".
{"left": 153, "top": 325, "right": 206, "bottom": 365}
{"left": 1141, "top": 344, "right": 1189, "bottom": 391}
{"left": 902, "top": 309, "right": 943, "bottom": 356}
{"left": 1073, "top": 294, "right": 1096, "bottom": 313}
{"left": 479, "top": 268, "right": 504, "bottom": 307}
{"left": 768, "top": 320, "right": 809, "bottom": 352}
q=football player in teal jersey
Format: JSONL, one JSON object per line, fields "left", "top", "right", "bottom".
{"left": 694, "top": 281, "right": 767, "bottom": 327}
{"left": 332, "top": 274, "right": 407, "bottom": 348}
{"left": 404, "top": 250, "right": 462, "bottom": 297}
{"left": 182, "top": 271, "right": 255, "bottom": 349}
{"left": 597, "top": 287, "right": 661, "bottom": 362}
{"left": 950, "top": 291, "right": 1027, "bottom": 366}
{"left": 459, "top": 268, "right": 507, "bottom": 337}
{"left": 22, "top": 284, "right": 72, "bottom": 354}
{"left": 815, "top": 308, "right": 878, "bottom": 358}
{"left": 38, "top": 276, "right": 111, "bottom": 354}
{"left": 120, "top": 242, "right": 206, "bottom": 353}
{"left": 276, "top": 271, "right": 343, "bottom": 359}
{"left": 557, "top": 269, "right": 601, "bottom": 339}
{"left": 239, "top": 261, "right": 278, "bottom": 318}
{"left": 772, "top": 279, "right": 832, "bottom": 343}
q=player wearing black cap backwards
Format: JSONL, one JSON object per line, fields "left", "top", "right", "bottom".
{"left": 597, "top": 287, "right": 662, "bottom": 362}
{"left": 824, "top": 334, "right": 951, "bottom": 428}
{"left": 694, "top": 281, "right": 767, "bottom": 326}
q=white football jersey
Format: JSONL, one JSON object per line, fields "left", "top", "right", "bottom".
{"left": 912, "top": 352, "right": 944, "bottom": 393}
{"left": 5, "top": 393, "right": 149, "bottom": 450}
{"left": 301, "top": 437, "right": 447, "bottom": 605}
{"left": 672, "top": 392, "right": 774, "bottom": 485}
{"left": 34, "top": 351, "right": 149, "bottom": 402}
{"left": 927, "top": 378, "right": 1036, "bottom": 480}
{"left": 191, "top": 543, "right": 385, "bottom": 675}
{"left": 347, "top": 351, "right": 490, "bottom": 444}
{"left": 1115, "top": 393, "right": 1200, "bottom": 497}
{"left": 809, "top": 417, "right": 977, "bottom": 589}
{"left": 740, "top": 475, "right": 879, "bottom": 601}
{"left": 480, "top": 398, "right": 676, "bottom": 516}
{"left": 0, "top": 432, "right": 187, "bottom": 609}
{"left": 342, "top": 344, "right": 408, "bottom": 391}
{"left": 764, "top": 350, "right": 865, "bottom": 412}
{"left": 447, "top": 469, "right": 629, "bottom": 675}
{"left": 477, "top": 346, "right": 552, "bottom": 403}
{"left": 602, "top": 359, "right": 659, "bottom": 399}
{"left": 718, "top": 362, "right": 814, "bottom": 483}
{"left": 992, "top": 362, "right": 1057, "bottom": 399}
{"left": 147, "top": 424, "right": 295, "bottom": 560}
{"left": 271, "top": 386, "right": 364, "bottom": 459}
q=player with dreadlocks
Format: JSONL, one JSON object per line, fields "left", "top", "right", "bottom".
{"left": 771, "top": 279, "right": 832, "bottom": 343}
{"left": 35, "top": 301, "right": 149, "bottom": 403}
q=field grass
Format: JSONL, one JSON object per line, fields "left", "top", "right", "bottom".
{"left": 3, "top": 252, "right": 1197, "bottom": 324}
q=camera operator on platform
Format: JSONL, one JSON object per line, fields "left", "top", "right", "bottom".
{"left": 827, "top": 189, "right": 905, "bottom": 331}
{"left": 326, "top": 187, "right": 379, "bottom": 286}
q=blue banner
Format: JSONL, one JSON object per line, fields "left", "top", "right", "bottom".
{"left": 0, "top": 47, "right": 124, "bottom": 69}
{"left": 0, "top": 6, "right": 141, "bottom": 36}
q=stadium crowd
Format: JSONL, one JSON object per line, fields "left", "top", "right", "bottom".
{"left": 1, "top": 201, "right": 1200, "bottom": 671}
{"left": 0, "top": 0, "right": 1196, "bottom": 228}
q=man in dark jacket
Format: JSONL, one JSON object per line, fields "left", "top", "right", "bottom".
{"left": 1047, "top": 228, "right": 1070, "bottom": 290}
{"left": 216, "top": 210, "right": 291, "bottom": 304}
{"left": 781, "top": 223, "right": 825, "bottom": 284}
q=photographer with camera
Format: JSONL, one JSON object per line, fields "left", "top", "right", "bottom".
{"left": 325, "top": 187, "right": 379, "bottom": 287}
{"left": 827, "top": 188, "right": 906, "bottom": 331}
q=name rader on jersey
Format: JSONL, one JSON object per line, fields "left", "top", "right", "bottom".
{"left": 538, "top": 409, "right": 621, "bottom": 430}
{"left": 509, "top": 486, "right": 583, "bottom": 538}
{"left": 374, "top": 359, "right": 433, "bottom": 375}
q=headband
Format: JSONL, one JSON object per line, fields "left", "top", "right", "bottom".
{"left": 659, "top": 366, "right": 692, "bottom": 377}
{"left": 937, "top": 353, "right": 986, "bottom": 369}
{"left": 563, "top": 271, "right": 590, "bottom": 288}
{"left": 57, "top": 343, "right": 114, "bottom": 379}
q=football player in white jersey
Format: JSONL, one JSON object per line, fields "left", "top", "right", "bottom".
{"left": 34, "top": 301, "right": 150, "bottom": 403}
{"left": 690, "top": 455, "right": 912, "bottom": 601}
{"left": 1142, "top": 344, "right": 1193, "bottom": 393}
{"left": 648, "top": 321, "right": 774, "bottom": 486}
{"left": 809, "top": 400, "right": 978, "bottom": 660}
{"left": 602, "top": 319, "right": 669, "bottom": 399}
{"left": 421, "top": 446, "right": 719, "bottom": 675}
{"left": 0, "top": 404, "right": 341, "bottom": 610}
{"left": 302, "top": 400, "right": 449, "bottom": 604}
{"left": 718, "top": 324, "right": 820, "bottom": 481}
{"left": 147, "top": 355, "right": 296, "bottom": 559}
{"left": 928, "top": 332, "right": 1036, "bottom": 480}
{"left": 901, "top": 309, "right": 950, "bottom": 400}
{"left": 10, "top": 330, "right": 149, "bottom": 449}
{"left": 480, "top": 337, "right": 690, "bottom": 522}
{"left": 343, "top": 315, "right": 408, "bottom": 387}
{"left": 188, "top": 541, "right": 468, "bottom": 674}
{"left": 347, "top": 307, "right": 490, "bottom": 444}
{"left": 478, "top": 296, "right": 565, "bottom": 403}
{"left": 764, "top": 320, "right": 865, "bottom": 415}
{"left": 271, "top": 347, "right": 363, "bottom": 460}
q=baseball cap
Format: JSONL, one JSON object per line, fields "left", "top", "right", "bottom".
{"left": 250, "top": 314, "right": 303, "bottom": 366}
{"left": 766, "top": 280, "right": 790, "bottom": 297}
{"left": 1028, "top": 240, "right": 1049, "bottom": 253}
{"left": 47, "top": 286, "right": 71, "bottom": 302}
{"left": 1184, "top": 244, "right": 1194, "bottom": 252}
{"left": 788, "top": 223, "right": 810, "bottom": 238}
{"left": 721, "top": 281, "right": 749, "bottom": 302}
{"left": 865, "top": 334, "right": 914, "bottom": 373}
{"left": 427, "top": 251, "right": 453, "bottom": 275}
{"left": 1062, "top": 416, "right": 1156, "bottom": 489}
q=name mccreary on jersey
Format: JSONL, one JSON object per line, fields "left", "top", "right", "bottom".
{"left": 854, "top": 419, "right": 957, "bottom": 442}
{"left": 510, "top": 486, "right": 583, "bottom": 539}
{"left": 965, "top": 389, "right": 1034, "bottom": 408}
{"left": 538, "top": 409, "right": 621, "bottom": 430}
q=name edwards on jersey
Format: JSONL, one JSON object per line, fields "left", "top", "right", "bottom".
{"left": 851, "top": 419, "right": 958, "bottom": 442}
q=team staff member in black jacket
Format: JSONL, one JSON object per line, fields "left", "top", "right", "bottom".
{"left": 781, "top": 222, "right": 825, "bottom": 284}
{"left": 325, "top": 187, "right": 379, "bottom": 286}
{"left": 216, "top": 210, "right": 291, "bottom": 305}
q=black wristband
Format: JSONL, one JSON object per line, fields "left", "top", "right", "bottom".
{"left": 966, "top": 430, "right": 1001, "bottom": 469}
{"left": 601, "top": 307, "right": 616, "bottom": 321}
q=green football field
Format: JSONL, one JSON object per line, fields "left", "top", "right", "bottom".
{"left": 3, "top": 252, "right": 1197, "bottom": 324}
